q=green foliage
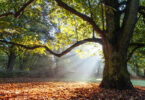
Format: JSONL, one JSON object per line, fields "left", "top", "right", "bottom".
{"left": 75, "top": 43, "right": 103, "bottom": 58}
{"left": 128, "top": 9, "right": 145, "bottom": 76}
{"left": 47, "top": 0, "right": 102, "bottom": 49}
{"left": 0, "top": 0, "right": 144, "bottom": 77}
{"left": 0, "top": 0, "right": 52, "bottom": 54}
{"left": 0, "top": 0, "right": 54, "bottom": 71}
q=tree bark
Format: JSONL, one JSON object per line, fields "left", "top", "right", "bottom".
{"left": 135, "top": 63, "right": 139, "bottom": 76}
{"left": 99, "top": 0, "right": 139, "bottom": 90}
{"left": 19, "top": 57, "right": 26, "bottom": 70}
{"left": 7, "top": 51, "right": 16, "bottom": 71}
{"left": 99, "top": 42, "right": 134, "bottom": 90}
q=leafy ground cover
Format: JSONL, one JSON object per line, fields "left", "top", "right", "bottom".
{"left": 0, "top": 78, "right": 145, "bottom": 99}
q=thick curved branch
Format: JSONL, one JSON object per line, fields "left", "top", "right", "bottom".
{"left": 0, "top": 0, "right": 34, "bottom": 18}
{"left": 0, "top": 12, "right": 14, "bottom": 18}
{"left": 121, "top": 0, "right": 139, "bottom": 46}
{"left": 0, "top": 38, "right": 102, "bottom": 57}
{"left": 55, "top": 0, "right": 105, "bottom": 38}
{"left": 122, "top": 0, "right": 139, "bottom": 33}
{"left": 130, "top": 43, "right": 145, "bottom": 47}
{"left": 127, "top": 43, "right": 145, "bottom": 61}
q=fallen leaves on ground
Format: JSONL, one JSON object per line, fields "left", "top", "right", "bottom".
{"left": 0, "top": 78, "right": 145, "bottom": 99}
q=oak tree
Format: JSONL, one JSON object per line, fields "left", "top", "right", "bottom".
{"left": 0, "top": 0, "right": 145, "bottom": 90}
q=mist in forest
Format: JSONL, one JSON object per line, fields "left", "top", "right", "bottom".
{"left": 46, "top": 43, "right": 139, "bottom": 81}
{"left": 0, "top": 42, "right": 138, "bottom": 80}
{"left": 49, "top": 43, "right": 104, "bottom": 81}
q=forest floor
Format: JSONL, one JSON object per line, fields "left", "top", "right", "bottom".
{"left": 0, "top": 78, "right": 145, "bottom": 99}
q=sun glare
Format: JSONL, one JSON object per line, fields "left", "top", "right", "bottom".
{"left": 54, "top": 43, "right": 104, "bottom": 81}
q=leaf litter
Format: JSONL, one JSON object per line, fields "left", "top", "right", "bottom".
{"left": 0, "top": 78, "right": 144, "bottom": 99}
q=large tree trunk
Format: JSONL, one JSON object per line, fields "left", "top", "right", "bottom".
{"left": 7, "top": 51, "right": 16, "bottom": 71}
{"left": 99, "top": 0, "right": 139, "bottom": 90}
{"left": 99, "top": 42, "right": 134, "bottom": 90}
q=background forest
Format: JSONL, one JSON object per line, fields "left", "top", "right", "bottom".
{"left": 0, "top": 0, "right": 144, "bottom": 79}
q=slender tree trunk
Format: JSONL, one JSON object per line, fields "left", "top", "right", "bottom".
{"left": 19, "top": 57, "right": 26, "bottom": 70}
{"left": 135, "top": 63, "right": 139, "bottom": 76}
{"left": 99, "top": 42, "right": 134, "bottom": 90}
{"left": 7, "top": 51, "right": 16, "bottom": 71}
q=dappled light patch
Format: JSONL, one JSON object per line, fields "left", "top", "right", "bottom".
{"left": 0, "top": 80, "right": 145, "bottom": 99}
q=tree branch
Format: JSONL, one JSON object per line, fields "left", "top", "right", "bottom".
{"left": 55, "top": 0, "right": 105, "bottom": 38}
{"left": 120, "top": 0, "right": 139, "bottom": 46}
{"left": 0, "top": 12, "right": 14, "bottom": 18}
{"left": 0, "top": 38, "right": 102, "bottom": 57}
{"left": 122, "top": 0, "right": 139, "bottom": 33}
{"left": 0, "top": 0, "right": 34, "bottom": 18}
{"left": 127, "top": 43, "right": 145, "bottom": 61}
{"left": 130, "top": 43, "right": 145, "bottom": 47}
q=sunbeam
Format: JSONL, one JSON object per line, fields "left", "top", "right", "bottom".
{"left": 52, "top": 43, "right": 104, "bottom": 81}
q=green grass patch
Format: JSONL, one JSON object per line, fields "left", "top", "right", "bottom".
{"left": 131, "top": 80, "right": 145, "bottom": 87}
